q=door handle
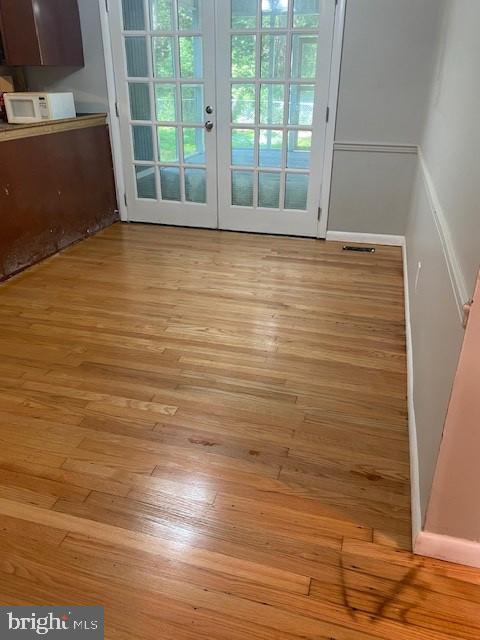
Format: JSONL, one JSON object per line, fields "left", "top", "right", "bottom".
{"left": 205, "top": 121, "right": 214, "bottom": 132}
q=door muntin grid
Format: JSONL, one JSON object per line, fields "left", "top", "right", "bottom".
{"left": 229, "top": 0, "right": 325, "bottom": 212}
{"left": 122, "top": 0, "right": 208, "bottom": 204}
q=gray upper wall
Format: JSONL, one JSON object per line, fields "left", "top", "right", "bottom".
{"left": 336, "top": 0, "right": 444, "bottom": 144}
{"left": 26, "top": 0, "right": 108, "bottom": 114}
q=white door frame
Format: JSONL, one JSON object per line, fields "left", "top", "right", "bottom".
{"left": 318, "top": 0, "right": 346, "bottom": 238}
{"left": 100, "top": 0, "right": 128, "bottom": 221}
{"left": 99, "top": 0, "right": 346, "bottom": 238}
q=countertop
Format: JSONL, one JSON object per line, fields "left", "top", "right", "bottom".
{"left": 0, "top": 113, "right": 108, "bottom": 142}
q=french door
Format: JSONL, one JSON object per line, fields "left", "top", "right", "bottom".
{"left": 109, "top": 0, "right": 336, "bottom": 236}
{"left": 109, "top": 0, "right": 218, "bottom": 227}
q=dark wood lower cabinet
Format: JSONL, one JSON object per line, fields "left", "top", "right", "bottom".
{"left": 0, "top": 118, "right": 118, "bottom": 281}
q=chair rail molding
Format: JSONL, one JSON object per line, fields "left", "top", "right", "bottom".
{"left": 333, "top": 142, "right": 418, "bottom": 155}
{"left": 417, "top": 147, "right": 468, "bottom": 322}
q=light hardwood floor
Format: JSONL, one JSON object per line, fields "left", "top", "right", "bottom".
{"left": 0, "top": 224, "right": 479, "bottom": 639}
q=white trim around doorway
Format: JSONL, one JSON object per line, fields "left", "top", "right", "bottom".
{"left": 317, "top": 0, "right": 346, "bottom": 239}
{"left": 99, "top": 0, "right": 127, "bottom": 222}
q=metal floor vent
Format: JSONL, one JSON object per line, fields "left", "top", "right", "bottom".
{"left": 342, "top": 245, "right": 376, "bottom": 253}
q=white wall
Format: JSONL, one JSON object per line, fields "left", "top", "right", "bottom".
{"left": 406, "top": 0, "right": 480, "bottom": 527}
{"left": 327, "top": 0, "right": 444, "bottom": 235}
{"left": 26, "top": 0, "right": 108, "bottom": 113}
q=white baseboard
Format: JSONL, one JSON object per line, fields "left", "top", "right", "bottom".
{"left": 326, "top": 231, "right": 405, "bottom": 247}
{"left": 415, "top": 531, "right": 480, "bottom": 568}
{"left": 402, "top": 242, "right": 422, "bottom": 543}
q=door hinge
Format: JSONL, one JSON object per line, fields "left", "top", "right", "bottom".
{"left": 115, "top": 102, "right": 119, "bottom": 118}
{"left": 326, "top": 107, "right": 330, "bottom": 123}
{"left": 317, "top": 207, "right": 322, "bottom": 221}
{"left": 105, "top": 0, "right": 109, "bottom": 12}
{"left": 124, "top": 193, "right": 128, "bottom": 207}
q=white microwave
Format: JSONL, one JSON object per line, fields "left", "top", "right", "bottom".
{"left": 4, "top": 92, "right": 76, "bottom": 124}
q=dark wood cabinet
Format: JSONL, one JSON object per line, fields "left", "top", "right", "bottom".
{"left": 0, "top": 0, "right": 84, "bottom": 67}
{"left": 0, "top": 116, "right": 118, "bottom": 280}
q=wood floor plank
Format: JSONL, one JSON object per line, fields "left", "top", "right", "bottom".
{"left": 0, "top": 498, "right": 310, "bottom": 595}
{"left": 0, "top": 224, "right": 478, "bottom": 639}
